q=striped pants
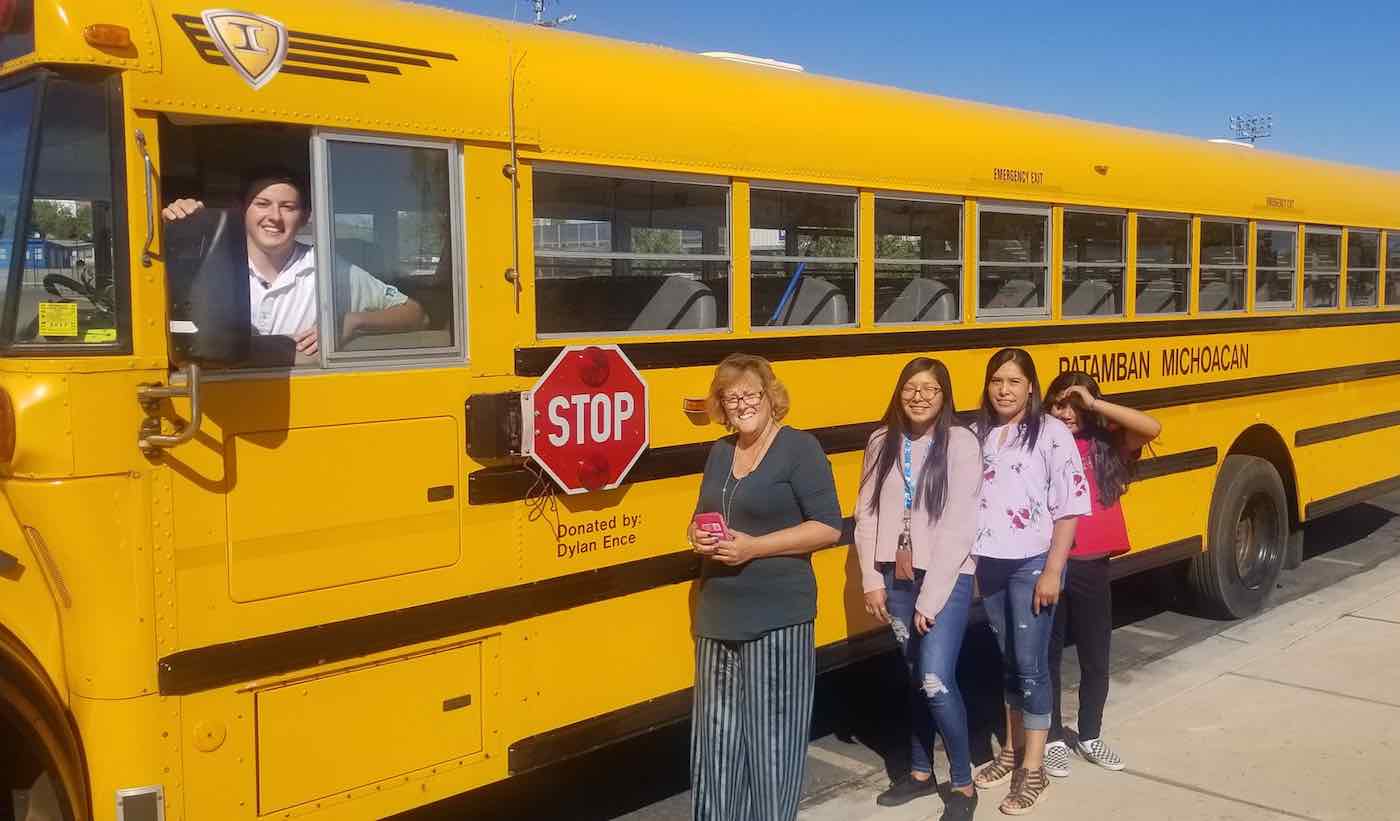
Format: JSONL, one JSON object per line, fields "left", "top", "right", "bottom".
{"left": 690, "top": 621, "right": 816, "bottom": 821}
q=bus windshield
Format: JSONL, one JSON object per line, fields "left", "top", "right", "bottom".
{"left": 0, "top": 80, "right": 37, "bottom": 327}
{"left": 1, "top": 74, "right": 125, "bottom": 351}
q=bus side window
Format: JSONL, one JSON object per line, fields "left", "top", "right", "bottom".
{"left": 977, "top": 205, "right": 1050, "bottom": 318}
{"left": 318, "top": 137, "right": 463, "bottom": 360}
{"left": 1256, "top": 224, "right": 1297, "bottom": 311}
{"left": 1062, "top": 210, "right": 1125, "bottom": 317}
{"left": 874, "top": 197, "right": 961, "bottom": 325}
{"left": 1386, "top": 232, "right": 1400, "bottom": 306}
{"left": 1136, "top": 216, "right": 1190, "bottom": 314}
{"left": 1346, "top": 230, "right": 1379, "bottom": 308}
{"left": 749, "top": 187, "right": 857, "bottom": 328}
{"left": 532, "top": 169, "right": 731, "bottom": 336}
{"left": 1199, "top": 220, "right": 1247, "bottom": 312}
{"left": 1303, "top": 227, "right": 1341, "bottom": 310}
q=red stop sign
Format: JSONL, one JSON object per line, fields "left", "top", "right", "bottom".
{"left": 527, "top": 345, "right": 650, "bottom": 494}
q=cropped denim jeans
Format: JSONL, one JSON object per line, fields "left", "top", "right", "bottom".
{"left": 976, "top": 553, "right": 1060, "bottom": 731}
{"left": 882, "top": 565, "right": 975, "bottom": 788}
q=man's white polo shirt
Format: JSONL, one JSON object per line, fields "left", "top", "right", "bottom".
{"left": 248, "top": 242, "right": 409, "bottom": 337}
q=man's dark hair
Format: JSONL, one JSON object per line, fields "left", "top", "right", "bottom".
{"left": 241, "top": 167, "right": 310, "bottom": 210}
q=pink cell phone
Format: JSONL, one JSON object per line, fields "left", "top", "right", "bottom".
{"left": 693, "top": 512, "right": 729, "bottom": 541}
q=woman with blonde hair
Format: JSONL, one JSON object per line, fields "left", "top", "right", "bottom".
{"left": 687, "top": 353, "right": 843, "bottom": 821}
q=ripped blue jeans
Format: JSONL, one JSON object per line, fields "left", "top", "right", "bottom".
{"left": 882, "top": 566, "right": 974, "bottom": 788}
{"left": 976, "top": 553, "right": 1059, "bottom": 731}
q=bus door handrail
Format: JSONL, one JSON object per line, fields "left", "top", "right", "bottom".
{"left": 135, "top": 129, "right": 155, "bottom": 267}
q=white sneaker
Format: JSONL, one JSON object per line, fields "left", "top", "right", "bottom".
{"left": 1076, "top": 737, "right": 1124, "bottom": 771}
{"left": 1043, "top": 740, "right": 1071, "bottom": 777}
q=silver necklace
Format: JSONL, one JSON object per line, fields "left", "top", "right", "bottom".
{"left": 722, "top": 421, "right": 776, "bottom": 526}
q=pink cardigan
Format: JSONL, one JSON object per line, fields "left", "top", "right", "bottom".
{"left": 853, "top": 425, "right": 981, "bottom": 618}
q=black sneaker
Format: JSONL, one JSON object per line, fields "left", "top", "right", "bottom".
{"left": 940, "top": 789, "right": 978, "bottom": 821}
{"left": 875, "top": 774, "right": 938, "bottom": 807}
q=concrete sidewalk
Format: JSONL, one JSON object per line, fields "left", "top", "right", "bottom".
{"left": 801, "top": 553, "right": 1400, "bottom": 821}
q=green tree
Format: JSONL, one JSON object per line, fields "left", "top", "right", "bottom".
{"left": 631, "top": 228, "right": 683, "bottom": 255}
{"left": 28, "top": 199, "right": 93, "bottom": 241}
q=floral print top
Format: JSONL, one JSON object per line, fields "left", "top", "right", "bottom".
{"left": 972, "top": 414, "right": 1091, "bottom": 560}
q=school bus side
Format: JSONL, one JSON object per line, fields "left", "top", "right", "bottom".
{"left": 1, "top": 1, "right": 1400, "bottom": 820}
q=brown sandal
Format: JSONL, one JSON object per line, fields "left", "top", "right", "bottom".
{"left": 999, "top": 767, "right": 1049, "bottom": 815}
{"left": 974, "top": 746, "right": 1018, "bottom": 790}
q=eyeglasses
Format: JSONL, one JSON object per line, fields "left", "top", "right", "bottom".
{"left": 901, "top": 384, "right": 942, "bottom": 400}
{"left": 721, "top": 391, "right": 765, "bottom": 409}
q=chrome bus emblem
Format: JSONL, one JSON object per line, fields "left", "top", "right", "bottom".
{"left": 201, "top": 9, "right": 288, "bottom": 90}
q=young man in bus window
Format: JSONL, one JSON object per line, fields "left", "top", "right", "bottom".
{"left": 161, "top": 169, "right": 426, "bottom": 357}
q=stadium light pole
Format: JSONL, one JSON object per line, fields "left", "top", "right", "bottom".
{"left": 1228, "top": 113, "right": 1273, "bottom": 145}
{"left": 532, "top": 0, "right": 577, "bottom": 27}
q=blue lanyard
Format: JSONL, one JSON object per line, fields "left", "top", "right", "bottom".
{"left": 901, "top": 436, "right": 914, "bottom": 514}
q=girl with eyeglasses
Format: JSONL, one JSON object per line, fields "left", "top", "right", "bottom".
{"left": 687, "top": 353, "right": 843, "bottom": 821}
{"left": 970, "top": 348, "right": 1089, "bottom": 815}
{"left": 854, "top": 357, "right": 982, "bottom": 821}
{"left": 1039, "top": 370, "right": 1160, "bottom": 779}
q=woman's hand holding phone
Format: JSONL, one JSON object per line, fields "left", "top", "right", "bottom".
{"left": 690, "top": 512, "right": 725, "bottom": 556}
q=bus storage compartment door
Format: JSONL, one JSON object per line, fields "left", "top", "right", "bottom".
{"left": 225, "top": 418, "right": 460, "bottom": 601}
{"left": 255, "top": 641, "right": 485, "bottom": 814}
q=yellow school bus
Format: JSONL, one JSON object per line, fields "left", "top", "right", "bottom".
{"left": 2, "top": 0, "right": 1399, "bottom": 818}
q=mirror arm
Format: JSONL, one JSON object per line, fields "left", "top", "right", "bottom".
{"left": 137, "top": 363, "right": 203, "bottom": 453}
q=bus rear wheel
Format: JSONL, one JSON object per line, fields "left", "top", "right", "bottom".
{"left": 1188, "top": 454, "right": 1288, "bottom": 619}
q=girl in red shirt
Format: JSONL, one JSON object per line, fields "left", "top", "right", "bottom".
{"left": 1041, "top": 371, "right": 1161, "bottom": 779}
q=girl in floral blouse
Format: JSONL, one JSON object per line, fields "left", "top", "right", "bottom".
{"left": 971, "top": 348, "right": 1090, "bottom": 815}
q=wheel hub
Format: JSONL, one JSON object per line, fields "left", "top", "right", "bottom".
{"left": 1235, "top": 493, "right": 1280, "bottom": 590}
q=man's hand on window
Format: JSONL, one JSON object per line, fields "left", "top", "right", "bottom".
{"left": 294, "top": 325, "right": 319, "bottom": 356}
{"left": 161, "top": 198, "right": 205, "bottom": 221}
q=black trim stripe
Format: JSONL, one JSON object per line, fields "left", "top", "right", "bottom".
{"left": 470, "top": 420, "right": 1216, "bottom": 505}
{"left": 507, "top": 627, "right": 895, "bottom": 774}
{"left": 157, "top": 492, "right": 1212, "bottom": 696}
{"left": 1109, "top": 359, "right": 1400, "bottom": 411}
{"left": 280, "top": 65, "right": 371, "bottom": 84}
{"left": 285, "top": 51, "right": 401, "bottom": 75}
{"left": 1305, "top": 472, "right": 1400, "bottom": 520}
{"left": 285, "top": 29, "right": 458, "bottom": 60}
{"left": 507, "top": 534, "right": 1205, "bottom": 771}
{"left": 171, "top": 15, "right": 453, "bottom": 86}
{"left": 1108, "top": 536, "right": 1203, "bottom": 580}
{"left": 470, "top": 422, "right": 875, "bottom": 504}
{"left": 1295, "top": 409, "right": 1400, "bottom": 447}
{"left": 282, "top": 40, "right": 432, "bottom": 67}
{"left": 516, "top": 310, "right": 1400, "bottom": 376}
{"left": 1134, "top": 447, "right": 1217, "bottom": 481}
{"left": 157, "top": 549, "right": 703, "bottom": 695}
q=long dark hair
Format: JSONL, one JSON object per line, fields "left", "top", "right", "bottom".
{"left": 861, "top": 357, "right": 957, "bottom": 518}
{"left": 977, "top": 347, "right": 1044, "bottom": 451}
{"left": 1045, "top": 370, "right": 1133, "bottom": 506}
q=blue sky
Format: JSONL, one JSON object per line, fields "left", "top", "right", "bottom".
{"left": 426, "top": 0, "right": 1400, "bottom": 171}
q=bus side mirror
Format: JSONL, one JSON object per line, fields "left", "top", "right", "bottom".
{"left": 163, "top": 207, "right": 252, "bottom": 365}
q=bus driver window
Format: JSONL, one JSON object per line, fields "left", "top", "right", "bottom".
{"left": 163, "top": 169, "right": 426, "bottom": 366}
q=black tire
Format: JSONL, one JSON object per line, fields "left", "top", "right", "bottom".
{"left": 1188, "top": 454, "right": 1289, "bottom": 619}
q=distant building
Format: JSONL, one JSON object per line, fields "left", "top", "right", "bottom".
{"left": 0, "top": 235, "right": 96, "bottom": 270}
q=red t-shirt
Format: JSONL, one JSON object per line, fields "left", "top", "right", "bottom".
{"left": 1070, "top": 435, "right": 1136, "bottom": 559}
